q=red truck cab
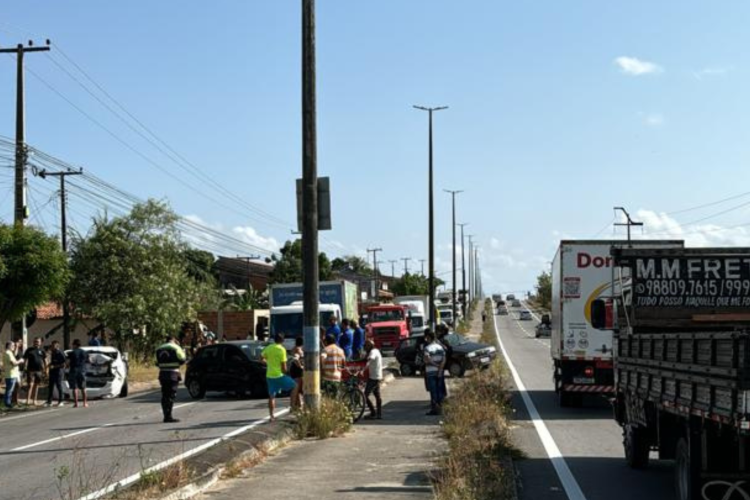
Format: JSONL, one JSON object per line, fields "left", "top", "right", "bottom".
{"left": 365, "top": 304, "right": 410, "bottom": 352}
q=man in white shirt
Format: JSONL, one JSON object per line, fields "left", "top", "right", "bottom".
{"left": 363, "top": 339, "right": 383, "bottom": 420}
{"left": 423, "top": 329, "right": 446, "bottom": 416}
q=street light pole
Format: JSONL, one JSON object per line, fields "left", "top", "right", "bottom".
{"left": 413, "top": 105, "right": 448, "bottom": 331}
{"left": 467, "top": 235, "right": 474, "bottom": 306}
{"left": 444, "top": 189, "right": 462, "bottom": 326}
{"left": 457, "top": 223, "right": 468, "bottom": 319}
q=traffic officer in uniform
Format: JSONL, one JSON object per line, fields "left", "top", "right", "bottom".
{"left": 156, "top": 335, "right": 187, "bottom": 423}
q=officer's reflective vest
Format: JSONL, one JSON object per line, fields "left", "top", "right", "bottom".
{"left": 156, "top": 342, "right": 186, "bottom": 370}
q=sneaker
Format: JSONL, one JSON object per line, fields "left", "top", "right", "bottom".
{"left": 44, "top": 402, "right": 52, "bottom": 407}
{"left": 426, "top": 410, "right": 440, "bottom": 416}
{"left": 163, "top": 417, "right": 180, "bottom": 423}
{"left": 57, "top": 402, "right": 65, "bottom": 407}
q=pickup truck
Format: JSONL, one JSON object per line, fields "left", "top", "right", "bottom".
{"left": 591, "top": 247, "right": 750, "bottom": 500}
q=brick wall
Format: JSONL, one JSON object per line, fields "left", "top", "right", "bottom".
{"left": 198, "top": 310, "right": 270, "bottom": 340}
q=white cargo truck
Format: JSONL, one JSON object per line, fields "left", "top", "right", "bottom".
{"left": 551, "top": 239, "right": 683, "bottom": 407}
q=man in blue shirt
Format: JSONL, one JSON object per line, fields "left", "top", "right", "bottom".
{"left": 326, "top": 315, "right": 341, "bottom": 344}
{"left": 338, "top": 319, "right": 354, "bottom": 359}
{"left": 351, "top": 319, "right": 365, "bottom": 359}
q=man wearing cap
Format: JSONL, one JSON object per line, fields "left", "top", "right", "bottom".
{"left": 156, "top": 336, "right": 187, "bottom": 423}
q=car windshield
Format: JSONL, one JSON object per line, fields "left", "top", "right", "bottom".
{"left": 443, "top": 333, "right": 465, "bottom": 346}
{"left": 370, "top": 310, "right": 404, "bottom": 322}
{"left": 439, "top": 310, "right": 452, "bottom": 319}
{"left": 410, "top": 316, "right": 424, "bottom": 327}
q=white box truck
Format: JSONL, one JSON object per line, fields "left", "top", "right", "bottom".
{"left": 551, "top": 239, "right": 683, "bottom": 407}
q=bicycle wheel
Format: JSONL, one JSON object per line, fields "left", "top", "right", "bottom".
{"left": 347, "top": 387, "right": 366, "bottom": 423}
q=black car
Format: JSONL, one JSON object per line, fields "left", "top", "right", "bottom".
{"left": 185, "top": 341, "right": 270, "bottom": 399}
{"left": 395, "top": 333, "right": 498, "bottom": 378}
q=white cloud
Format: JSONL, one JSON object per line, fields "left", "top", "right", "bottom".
{"left": 614, "top": 56, "right": 663, "bottom": 76}
{"left": 232, "top": 226, "right": 280, "bottom": 253}
{"left": 633, "top": 210, "right": 750, "bottom": 247}
{"left": 644, "top": 113, "right": 665, "bottom": 127}
{"left": 693, "top": 66, "right": 733, "bottom": 80}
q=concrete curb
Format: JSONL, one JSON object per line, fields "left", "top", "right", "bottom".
{"left": 156, "top": 424, "right": 296, "bottom": 500}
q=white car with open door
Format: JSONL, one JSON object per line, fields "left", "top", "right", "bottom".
{"left": 63, "top": 346, "right": 129, "bottom": 399}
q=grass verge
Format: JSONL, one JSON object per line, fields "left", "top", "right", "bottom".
{"left": 294, "top": 396, "right": 353, "bottom": 439}
{"left": 127, "top": 360, "right": 160, "bottom": 384}
{"left": 433, "top": 299, "right": 518, "bottom": 500}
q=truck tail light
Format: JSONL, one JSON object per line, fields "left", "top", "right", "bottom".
{"left": 584, "top": 366, "right": 595, "bottom": 378}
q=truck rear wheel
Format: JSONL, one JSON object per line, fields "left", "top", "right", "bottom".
{"left": 675, "top": 437, "right": 700, "bottom": 500}
{"left": 624, "top": 424, "right": 650, "bottom": 469}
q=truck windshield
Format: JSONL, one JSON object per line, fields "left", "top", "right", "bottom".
{"left": 410, "top": 316, "right": 424, "bottom": 328}
{"left": 271, "top": 311, "right": 337, "bottom": 338}
{"left": 370, "top": 310, "right": 404, "bottom": 322}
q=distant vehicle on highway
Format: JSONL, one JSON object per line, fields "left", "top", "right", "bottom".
{"left": 511, "top": 299, "right": 522, "bottom": 308}
{"left": 394, "top": 333, "right": 496, "bottom": 378}
{"left": 519, "top": 310, "right": 532, "bottom": 321}
{"left": 506, "top": 294, "right": 516, "bottom": 301}
{"left": 63, "top": 346, "right": 129, "bottom": 399}
{"left": 535, "top": 323, "right": 551, "bottom": 337}
{"left": 185, "top": 341, "right": 270, "bottom": 399}
{"left": 497, "top": 305, "right": 509, "bottom": 315}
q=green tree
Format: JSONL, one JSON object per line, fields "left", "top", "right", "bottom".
{"left": 268, "top": 239, "right": 332, "bottom": 284}
{"left": 391, "top": 273, "right": 444, "bottom": 296}
{"left": 331, "top": 255, "right": 372, "bottom": 276}
{"left": 0, "top": 224, "right": 69, "bottom": 332}
{"left": 536, "top": 271, "right": 552, "bottom": 310}
{"left": 69, "top": 200, "right": 201, "bottom": 357}
{"left": 183, "top": 248, "right": 217, "bottom": 284}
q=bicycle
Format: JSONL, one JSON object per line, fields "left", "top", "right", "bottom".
{"left": 322, "top": 367, "right": 366, "bottom": 423}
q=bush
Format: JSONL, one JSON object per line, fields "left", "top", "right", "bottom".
{"left": 294, "top": 396, "right": 353, "bottom": 439}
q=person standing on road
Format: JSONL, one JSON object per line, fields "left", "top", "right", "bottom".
{"left": 45, "top": 340, "right": 66, "bottom": 407}
{"left": 67, "top": 339, "right": 89, "bottom": 408}
{"left": 23, "top": 337, "right": 47, "bottom": 406}
{"left": 289, "top": 336, "right": 305, "bottom": 412}
{"left": 338, "top": 319, "right": 354, "bottom": 359}
{"left": 321, "top": 334, "right": 346, "bottom": 396}
{"left": 363, "top": 340, "right": 383, "bottom": 420}
{"left": 3, "top": 341, "right": 24, "bottom": 408}
{"left": 13, "top": 339, "right": 24, "bottom": 404}
{"left": 156, "top": 335, "right": 187, "bottom": 423}
{"left": 326, "top": 316, "right": 342, "bottom": 345}
{"left": 261, "top": 333, "right": 297, "bottom": 422}
{"left": 351, "top": 320, "right": 365, "bottom": 359}
{"left": 424, "top": 330, "right": 447, "bottom": 416}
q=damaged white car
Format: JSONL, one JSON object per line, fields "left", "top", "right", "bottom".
{"left": 63, "top": 346, "right": 129, "bottom": 399}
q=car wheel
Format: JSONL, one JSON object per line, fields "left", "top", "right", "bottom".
{"left": 187, "top": 378, "right": 206, "bottom": 400}
{"left": 118, "top": 379, "right": 129, "bottom": 398}
{"left": 400, "top": 363, "right": 415, "bottom": 377}
{"left": 448, "top": 361, "right": 465, "bottom": 378}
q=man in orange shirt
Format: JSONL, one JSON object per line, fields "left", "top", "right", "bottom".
{"left": 320, "top": 334, "right": 345, "bottom": 396}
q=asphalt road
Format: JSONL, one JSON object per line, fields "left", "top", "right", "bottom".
{"left": 496, "top": 305, "right": 675, "bottom": 500}
{"left": 0, "top": 386, "right": 286, "bottom": 500}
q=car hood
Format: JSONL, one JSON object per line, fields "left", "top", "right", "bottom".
{"left": 451, "top": 341, "right": 493, "bottom": 354}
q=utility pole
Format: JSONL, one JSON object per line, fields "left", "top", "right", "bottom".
{"left": 367, "top": 248, "right": 382, "bottom": 300}
{"left": 614, "top": 206, "right": 643, "bottom": 242}
{"left": 1, "top": 39, "right": 51, "bottom": 347}
{"left": 401, "top": 257, "right": 411, "bottom": 276}
{"left": 444, "top": 189, "right": 462, "bottom": 324}
{"left": 388, "top": 260, "right": 397, "bottom": 278}
{"left": 38, "top": 168, "right": 82, "bottom": 349}
{"left": 467, "top": 235, "right": 474, "bottom": 306}
{"left": 419, "top": 259, "right": 426, "bottom": 276}
{"left": 301, "top": 0, "right": 320, "bottom": 411}
{"left": 457, "top": 223, "right": 468, "bottom": 319}
{"left": 413, "top": 105, "right": 448, "bottom": 331}
{"left": 236, "top": 255, "right": 261, "bottom": 291}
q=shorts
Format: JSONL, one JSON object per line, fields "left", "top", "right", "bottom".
{"left": 266, "top": 375, "right": 296, "bottom": 399}
{"left": 68, "top": 371, "right": 86, "bottom": 390}
{"left": 25, "top": 371, "right": 42, "bottom": 384}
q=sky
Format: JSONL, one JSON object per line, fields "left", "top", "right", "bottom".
{"left": 1, "top": 1, "right": 750, "bottom": 295}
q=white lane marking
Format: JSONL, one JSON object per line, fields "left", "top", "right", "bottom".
{"left": 493, "top": 313, "right": 587, "bottom": 500}
{"left": 509, "top": 312, "right": 549, "bottom": 347}
{"left": 0, "top": 407, "right": 60, "bottom": 423}
{"left": 9, "top": 402, "right": 197, "bottom": 452}
{"left": 76, "top": 408, "right": 290, "bottom": 500}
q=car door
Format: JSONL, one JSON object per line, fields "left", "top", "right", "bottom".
{"left": 223, "top": 345, "right": 250, "bottom": 391}
{"left": 199, "top": 346, "right": 222, "bottom": 391}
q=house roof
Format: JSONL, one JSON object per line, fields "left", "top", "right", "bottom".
{"left": 36, "top": 302, "right": 63, "bottom": 320}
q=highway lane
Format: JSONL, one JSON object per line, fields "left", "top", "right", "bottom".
{"left": 496, "top": 306, "right": 674, "bottom": 500}
{"left": 0, "top": 387, "right": 286, "bottom": 500}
